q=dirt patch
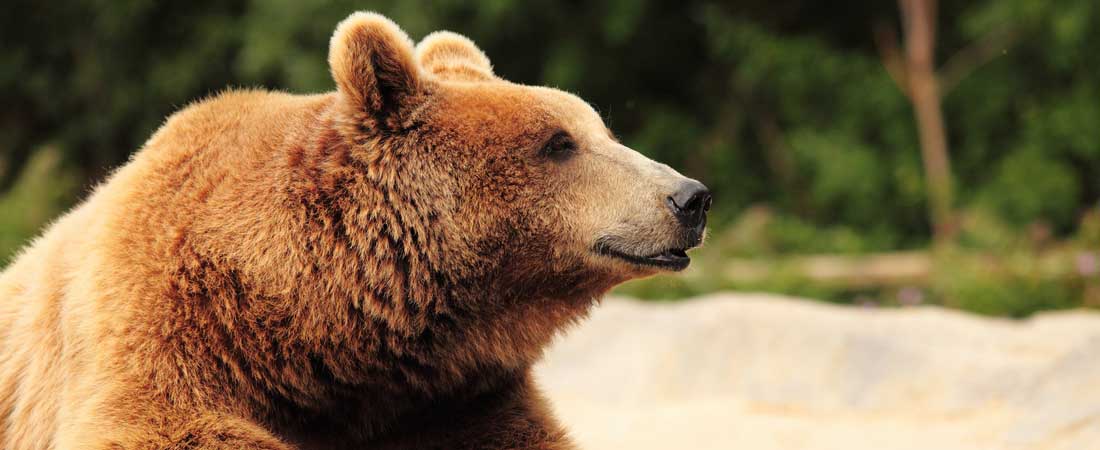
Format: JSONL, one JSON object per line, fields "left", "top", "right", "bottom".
{"left": 537, "top": 294, "right": 1100, "bottom": 450}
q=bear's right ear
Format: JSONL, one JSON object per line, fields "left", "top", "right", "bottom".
{"left": 329, "top": 12, "right": 422, "bottom": 130}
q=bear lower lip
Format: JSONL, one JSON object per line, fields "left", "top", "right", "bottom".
{"left": 595, "top": 246, "right": 691, "bottom": 271}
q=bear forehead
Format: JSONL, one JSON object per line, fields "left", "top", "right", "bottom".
{"left": 428, "top": 81, "right": 607, "bottom": 141}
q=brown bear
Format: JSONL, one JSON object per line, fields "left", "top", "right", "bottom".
{"left": 0, "top": 12, "right": 710, "bottom": 450}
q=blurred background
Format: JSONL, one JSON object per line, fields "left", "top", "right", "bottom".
{"left": 2, "top": 0, "right": 1099, "bottom": 317}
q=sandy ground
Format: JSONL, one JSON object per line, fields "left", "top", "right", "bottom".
{"left": 535, "top": 294, "right": 1100, "bottom": 450}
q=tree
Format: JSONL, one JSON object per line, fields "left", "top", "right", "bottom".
{"left": 878, "top": 0, "right": 955, "bottom": 246}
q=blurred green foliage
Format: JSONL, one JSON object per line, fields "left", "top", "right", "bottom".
{"left": 0, "top": 148, "right": 78, "bottom": 266}
{"left": 1, "top": 0, "right": 1097, "bottom": 315}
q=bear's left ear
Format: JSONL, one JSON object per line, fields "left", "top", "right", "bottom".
{"left": 415, "top": 31, "right": 495, "bottom": 82}
{"left": 329, "top": 12, "right": 422, "bottom": 130}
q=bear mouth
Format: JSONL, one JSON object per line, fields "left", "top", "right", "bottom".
{"left": 594, "top": 244, "right": 692, "bottom": 271}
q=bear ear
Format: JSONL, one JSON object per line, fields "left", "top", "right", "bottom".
{"left": 415, "top": 31, "right": 495, "bottom": 82}
{"left": 329, "top": 12, "right": 422, "bottom": 130}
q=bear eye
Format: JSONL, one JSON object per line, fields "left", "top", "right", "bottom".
{"left": 540, "top": 131, "right": 576, "bottom": 161}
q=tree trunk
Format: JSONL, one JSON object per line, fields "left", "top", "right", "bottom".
{"left": 900, "top": 0, "right": 955, "bottom": 246}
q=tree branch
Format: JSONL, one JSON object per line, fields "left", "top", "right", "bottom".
{"left": 938, "top": 27, "right": 1020, "bottom": 94}
{"left": 873, "top": 21, "right": 909, "bottom": 97}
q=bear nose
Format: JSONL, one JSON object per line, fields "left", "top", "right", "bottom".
{"left": 667, "top": 180, "right": 711, "bottom": 230}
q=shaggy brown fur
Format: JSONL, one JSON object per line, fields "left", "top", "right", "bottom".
{"left": 0, "top": 12, "right": 706, "bottom": 449}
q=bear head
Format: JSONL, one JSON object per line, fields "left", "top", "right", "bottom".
{"left": 327, "top": 11, "right": 708, "bottom": 291}
{"left": 316, "top": 13, "right": 710, "bottom": 371}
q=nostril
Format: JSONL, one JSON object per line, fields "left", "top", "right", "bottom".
{"left": 683, "top": 191, "right": 709, "bottom": 213}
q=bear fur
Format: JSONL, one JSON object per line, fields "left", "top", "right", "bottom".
{"left": 0, "top": 12, "right": 705, "bottom": 450}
